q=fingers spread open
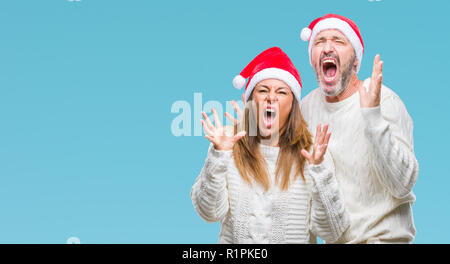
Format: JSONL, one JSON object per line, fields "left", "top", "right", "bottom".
{"left": 232, "top": 100, "right": 243, "bottom": 120}
{"left": 372, "top": 59, "right": 383, "bottom": 97}
{"left": 202, "top": 111, "right": 215, "bottom": 130}
{"left": 225, "top": 112, "right": 238, "bottom": 125}
{"left": 371, "top": 55, "right": 380, "bottom": 82}
{"left": 232, "top": 130, "right": 246, "bottom": 143}
{"left": 212, "top": 108, "right": 222, "bottom": 128}
{"left": 320, "top": 124, "right": 329, "bottom": 145}
{"left": 205, "top": 135, "right": 216, "bottom": 145}
{"left": 301, "top": 149, "right": 312, "bottom": 164}
{"left": 324, "top": 132, "right": 332, "bottom": 146}
{"left": 319, "top": 144, "right": 328, "bottom": 155}
{"left": 315, "top": 124, "right": 322, "bottom": 146}
{"left": 373, "top": 54, "right": 380, "bottom": 70}
{"left": 201, "top": 119, "right": 214, "bottom": 136}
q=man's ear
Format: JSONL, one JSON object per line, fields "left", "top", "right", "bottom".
{"left": 352, "top": 50, "right": 358, "bottom": 70}
{"left": 353, "top": 61, "right": 358, "bottom": 72}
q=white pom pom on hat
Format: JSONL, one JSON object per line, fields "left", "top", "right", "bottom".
{"left": 232, "top": 75, "right": 246, "bottom": 89}
{"left": 300, "top": 27, "right": 312, "bottom": 42}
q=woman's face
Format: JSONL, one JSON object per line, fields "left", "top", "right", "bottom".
{"left": 251, "top": 79, "right": 294, "bottom": 138}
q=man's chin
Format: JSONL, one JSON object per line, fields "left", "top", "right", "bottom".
{"left": 319, "top": 81, "right": 344, "bottom": 97}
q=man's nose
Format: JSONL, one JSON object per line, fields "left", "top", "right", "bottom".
{"left": 324, "top": 40, "right": 334, "bottom": 53}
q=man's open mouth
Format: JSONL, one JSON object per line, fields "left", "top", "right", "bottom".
{"left": 263, "top": 107, "right": 277, "bottom": 129}
{"left": 322, "top": 57, "right": 338, "bottom": 84}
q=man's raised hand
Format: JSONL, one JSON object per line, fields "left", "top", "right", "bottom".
{"left": 359, "top": 54, "right": 383, "bottom": 108}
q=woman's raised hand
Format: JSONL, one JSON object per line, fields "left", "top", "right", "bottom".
{"left": 201, "top": 108, "right": 246, "bottom": 151}
{"left": 224, "top": 93, "right": 245, "bottom": 125}
{"left": 301, "top": 124, "right": 331, "bottom": 165}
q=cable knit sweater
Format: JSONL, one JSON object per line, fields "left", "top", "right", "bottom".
{"left": 191, "top": 136, "right": 349, "bottom": 244}
{"left": 300, "top": 78, "right": 419, "bottom": 243}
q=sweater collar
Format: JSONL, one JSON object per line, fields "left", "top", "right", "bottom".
{"left": 321, "top": 78, "right": 371, "bottom": 112}
{"left": 259, "top": 143, "right": 280, "bottom": 161}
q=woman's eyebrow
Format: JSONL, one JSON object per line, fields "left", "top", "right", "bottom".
{"left": 256, "top": 85, "right": 270, "bottom": 89}
{"left": 276, "top": 86, "right": 289, "bottom": 91}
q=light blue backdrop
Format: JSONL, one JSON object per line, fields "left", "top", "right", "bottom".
{"left": 0, "top": 0, "right": 447, "bottom": 243}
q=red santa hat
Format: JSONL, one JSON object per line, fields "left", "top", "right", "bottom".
{"left": 232, "top": 47, "right": 302, "bottom": 103}
{"left": 300, "top": 14, "right": 364, "bottom": 73}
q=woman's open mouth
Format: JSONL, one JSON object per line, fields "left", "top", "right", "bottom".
{"left": 263, "top": 107, "right": 277, "bottom": 129}
{"left": 321, "top": 57, "right": 339, "bottom": 84}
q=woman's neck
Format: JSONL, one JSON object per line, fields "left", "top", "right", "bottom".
{"left": 259, "top": 134, "right": 280, "bottom": 147}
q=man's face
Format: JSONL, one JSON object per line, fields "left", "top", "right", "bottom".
{"left": 311, "top": 29, "right": 357, "bottom": 97}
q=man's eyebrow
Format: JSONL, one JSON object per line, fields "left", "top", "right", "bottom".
{"left": 332, "top": 35, "right": 346, "bottom": 41}
{"left": 315, "top": 35, "right": 346, "bottom": 42}
{"left": 315, "top": 36, "right": 326, "bottom": 42}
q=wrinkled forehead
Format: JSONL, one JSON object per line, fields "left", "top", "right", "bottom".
{"left": 315, "top": 29, "right": 349, "bottom": 41}
{"left": 256, "top": 78, "right": 290, "bottom": 89}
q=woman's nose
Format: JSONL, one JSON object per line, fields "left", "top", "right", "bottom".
{"left": 267, "top": 91, "right": 277, "bottom": 101}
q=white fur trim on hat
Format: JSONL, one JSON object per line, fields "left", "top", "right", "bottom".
{"left": 244, "top": 68, "right": 301, "bottom": 103}
{"left": 307, "top": 17, "right": 363, "bottom": 73}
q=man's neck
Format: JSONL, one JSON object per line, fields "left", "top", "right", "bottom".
{"left": 325, "top": 74, "right": 362, "bottom": 103}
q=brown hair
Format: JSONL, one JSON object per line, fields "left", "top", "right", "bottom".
{"left": 232, "top": 95, "right": 313, "bottom": 191}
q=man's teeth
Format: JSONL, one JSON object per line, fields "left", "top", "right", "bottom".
{"left": 266, "top": 109, "right": 275, "bottom": 113}
{"left": 323, "top": 59, "right": 335, "bottom": 64}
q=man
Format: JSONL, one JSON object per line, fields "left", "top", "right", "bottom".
{"left": 298, "top": 14, "right": 419, "bottom": 243}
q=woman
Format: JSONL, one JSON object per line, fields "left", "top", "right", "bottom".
{"left": 191, "top": 47, "right": 348, "bottom": 243}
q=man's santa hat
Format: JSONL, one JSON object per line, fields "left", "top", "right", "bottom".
{"left": 232, "top": 47, "right": 302, "bottom": 103}
{"left": 300, "top": 14, "right": 364, "bottom": 73}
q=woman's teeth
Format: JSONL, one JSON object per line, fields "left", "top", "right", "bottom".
{"left": 263, "top": 108, "right": 276, "bottom": 128}
{"left": 264, "top": 108, "right": 276, "bottom": 117}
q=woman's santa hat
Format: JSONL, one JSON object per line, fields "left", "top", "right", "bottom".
{"left": 300, "top": 14, "right": 364, "bottom": 73}
{"left": 232, "top": 47, "right": 302, "bottom": 103}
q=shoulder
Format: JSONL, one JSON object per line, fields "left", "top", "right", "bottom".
{"left": 300, "top": 88, "right": 322, "bottom": 115}
{"left": 362, "top": 78, "right": 414, "bottom": 133}
{"left": 363, "top": 78, "right": 411, "bottom": 116}
{"left": 301, "top": 88, "right": 322, "bottom": 105}
{"left": 362, "top": 78, "right": 405, "bottom": 106}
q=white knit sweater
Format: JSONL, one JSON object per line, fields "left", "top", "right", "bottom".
{"left": 191, "top": 136, "right": 349, "bottom": 244}
{"left": 300, "top": 78, "right": 419, "bottom": 243}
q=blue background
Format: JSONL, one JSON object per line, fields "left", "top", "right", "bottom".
{"left": 0, "top": 0, "right": 447, "bottom": 243}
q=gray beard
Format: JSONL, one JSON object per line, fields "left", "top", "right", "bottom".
{"left": 316, "top": 55, "right": 356, "bottom": 97}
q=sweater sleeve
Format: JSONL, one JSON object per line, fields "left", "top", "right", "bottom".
{"left": 191, "top": 143, "right": 231, "bottom": 223}
{"left": 361, "top": 90, "right": 419, "bottom": 199}
{"left": 306, "top": 153, "right": 350, "bottom": 243}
